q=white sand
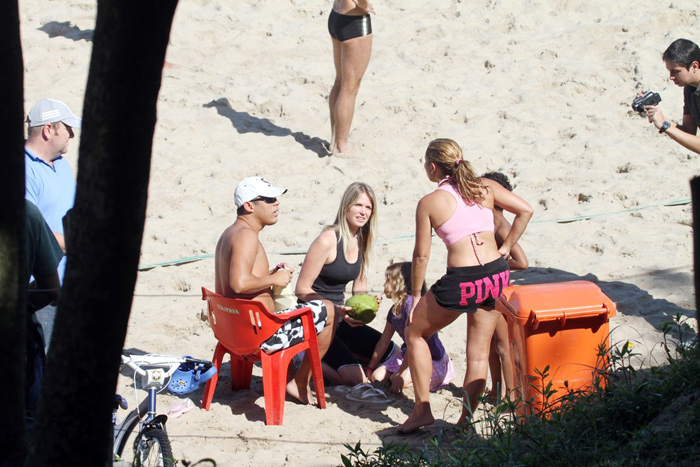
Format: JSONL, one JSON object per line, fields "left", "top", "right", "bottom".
{"left": 21, "top": 1, "right": 698, "bottom": 465}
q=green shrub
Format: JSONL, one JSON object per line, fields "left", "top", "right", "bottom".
{"left": 342, "top": 314, "right": 700, "bottom": 466}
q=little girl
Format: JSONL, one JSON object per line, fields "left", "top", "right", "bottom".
{"left": 368, "top": 262, "right": 455, "bottom": 393}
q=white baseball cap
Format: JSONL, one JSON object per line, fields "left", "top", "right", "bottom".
{"left": 234, "top": 177, "right": 287, "bottom": 208}
{"left": 27, "top": 98, "right": 82, "bottom": 128}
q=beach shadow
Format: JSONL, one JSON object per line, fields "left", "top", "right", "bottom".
{"left": 436, "top": 382, "right": 466, "bottom": 400}
{"left": 203, "top": 98, "right": 330, "bottom": 158}
{"left": 196, "top": 361, "right": 266, "bottom": 423}
{"left": 325, "top": 381, "right": 415, "bottom": 426}
{"left": 228, "top": 393, "right": 267, "bottom": 423}
{"left": 373, "top": 419, "right": 466, "bottom": 447}
{"left": 38, "top": 21, "right": 94, "bottom": 41}
{"left": 202, "top": 361, "right": 339, "bottom": 423}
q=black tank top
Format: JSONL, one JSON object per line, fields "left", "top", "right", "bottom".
{"left": 311, "top": 231, "right": 361, "bottom": 306}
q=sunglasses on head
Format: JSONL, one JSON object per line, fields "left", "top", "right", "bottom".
{"left": 252, "top": 196, "right": 277, "bottom": 204}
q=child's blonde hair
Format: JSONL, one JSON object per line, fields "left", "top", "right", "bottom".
{"left": 384, "top": 262, "right": 426, "bottom": 318}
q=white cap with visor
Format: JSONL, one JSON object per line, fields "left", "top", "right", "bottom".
{"left": 27, "top": 98, "right": 82, "bottom": 128}
{"left": 234, "top": 177, "right": 287, "bottom": 208}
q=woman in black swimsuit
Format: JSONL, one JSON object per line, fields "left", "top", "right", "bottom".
{"left": 296, "top": 182, "right": 395, "bottom": 386}
{"left": 327, "top": 0, "right": 375, "bottom": 155}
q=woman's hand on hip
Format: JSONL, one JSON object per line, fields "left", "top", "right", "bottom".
{"left": 498, "top": 245, "right": 513, "bottom": 262}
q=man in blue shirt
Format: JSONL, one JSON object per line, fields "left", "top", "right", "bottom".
{"left": 24, "top": 98, "right": 81, "bottom": 349}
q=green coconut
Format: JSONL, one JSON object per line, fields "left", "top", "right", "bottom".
{"left": 345, "top": 294, "right": 378, "bottom": 324}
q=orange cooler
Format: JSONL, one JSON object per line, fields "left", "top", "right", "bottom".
{"left": 496, "top": 281, "right": 617, "bottom": 415}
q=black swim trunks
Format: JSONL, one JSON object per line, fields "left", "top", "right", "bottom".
{"left": 328, "top": 10, "right": 372, "bottom": 42}
{"left": 430, "top": 258, "right": 510, "bottom": 313}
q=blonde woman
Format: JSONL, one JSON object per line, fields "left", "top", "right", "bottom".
{"left": 296, "top": 182, "right": 395, "bottom": 386}
{"left": 399, "top": 139, "right": 533, "bottom": 433}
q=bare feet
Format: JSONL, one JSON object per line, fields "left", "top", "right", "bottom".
{"left": 397, "top": 403, "right": 434, "bottom": 434}
{"left": 330, "top": 141, "right": 353, "bottom": 156}
{"left": 321, "top": 141, "right": 332, "bottom": 156}
{"left": 486, "top": 389, "right": 499, "bottom": 405}
{"left": 286, "top": 379, "right": 314, "bottom": 405}
{"left": 456, "top": 414, "right": 473, "bottom": 430}
{"left": 331, "top": 150, "right": 362, "bottom": 160}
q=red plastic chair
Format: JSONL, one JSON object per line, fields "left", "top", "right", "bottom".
{"left": 200, "top": 287, "right": 326, "bottom": 425}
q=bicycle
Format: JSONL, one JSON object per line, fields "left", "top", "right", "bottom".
{"left": 113, "top": 353, "right": 215, "bottom": 467}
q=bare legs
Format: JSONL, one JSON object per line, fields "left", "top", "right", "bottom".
{"left": 399, "top": 292, "right": 503, "bottom": 432}
{"left": 328, "top": 34, "right": 372, "bottom": 155}
{"left": 487, "top": 313, "right": 514, "bottom": 402}
{"left": 399, "top": 293, "right": 460, "bottom": 433}
{"left": 286, "top": 302, "right": 336, "bottom": 404}
{"left": 457, "top": 307, "right": 503, "bottom": 425}
{"left": 321, "top": 360, "right": 366, "bottom": 386}
{"left": 487, "top": 336, "right": 502, "bottom": 401}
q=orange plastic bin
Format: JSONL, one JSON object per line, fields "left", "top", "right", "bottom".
{"left": 496, "top": 280, "right": 617, "bottom": 416}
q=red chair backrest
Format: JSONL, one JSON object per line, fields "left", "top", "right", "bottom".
{"left": 202, "top": 287, "right": 286, "bottom": 356}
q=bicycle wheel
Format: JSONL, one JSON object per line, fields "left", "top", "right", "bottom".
{"left": 133, "top": 427, "right": 174, "bottom": 467}
{"left": 114, "top": 409, "right": 142, "bottom": 460}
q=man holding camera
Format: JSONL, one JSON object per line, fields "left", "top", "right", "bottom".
{"left": 641, "top": 38, "right": 700, "bottom": 154}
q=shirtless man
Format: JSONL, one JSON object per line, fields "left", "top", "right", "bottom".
{"left": 481, "top": 172, "right": 528, "bottom": 403}
{"left": 214, "top": 176, "right": 334, "bottom": 403}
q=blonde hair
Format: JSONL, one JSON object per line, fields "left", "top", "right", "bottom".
{"left": 384, "top": 262, "right": 426, "bottom": 318}
{"left": 333, "top": 182, "right": 377, "bottom": 275}
{"left": 425, "top": 138, "right": 488, "bottom": 204}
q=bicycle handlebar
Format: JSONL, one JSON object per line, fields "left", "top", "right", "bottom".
{"left": 121, "top": 354, "right": 213, "bottom": 378}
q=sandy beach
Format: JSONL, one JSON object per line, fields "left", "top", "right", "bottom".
{"left": 20, "top": 0, "right": 699, "bottom": 465}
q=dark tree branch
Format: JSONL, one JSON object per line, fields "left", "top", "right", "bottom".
{"left": 29, "top": 1, "right": 179, "bottom": 464}
{"left": 691, "top": 176, "right": 700, "bottom": 343}
{"left": 0, "top": 0, "right": 27, "bottom": 464}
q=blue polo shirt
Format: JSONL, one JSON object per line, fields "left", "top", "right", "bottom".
{"left": 25, "top": 146, "right": 75, "bottom": 280}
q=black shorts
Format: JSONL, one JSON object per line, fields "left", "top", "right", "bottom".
{"left": 328, "top": 10, "right": 372, "bottom": 42}
{"left": 430, "top": 257, "right": 510, "bottom": 313}
{"left": 322, "top": 321, "right": 396, "bottom": 371}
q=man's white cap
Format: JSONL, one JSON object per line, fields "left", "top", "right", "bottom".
{"left": 234, "top": 177, "right": 287, "bottom": 207}
{"left": 27, "top": 98, "right": 82, "bottom": 128}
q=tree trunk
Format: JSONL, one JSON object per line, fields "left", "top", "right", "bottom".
{"left": 0, "top": 1, "right": 27, "bottom": 464}
{"left": 28, "top": 1, "right": 179, "bottom": 464}
{"left": 692, "top": 176, "right": 700, "bottom": 345}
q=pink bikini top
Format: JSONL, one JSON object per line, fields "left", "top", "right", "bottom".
{"left": 434, "top": 181, "right": 494, "bottom": 247}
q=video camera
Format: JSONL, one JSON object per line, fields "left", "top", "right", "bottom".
{"left": 632, "top": 91, "right": 661, "bottom": 113}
